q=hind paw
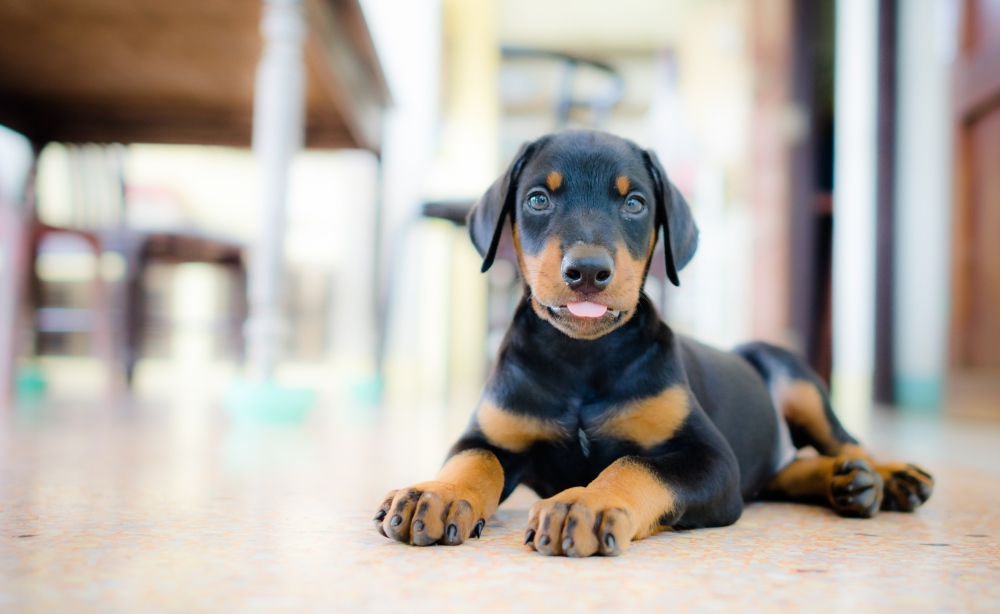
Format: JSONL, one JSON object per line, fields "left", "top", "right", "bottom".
{"left": 828, "top": 457, "right": 883, "bottom": 518}
{"left": 880, "top": 463, "right": 934, "bottom": 512}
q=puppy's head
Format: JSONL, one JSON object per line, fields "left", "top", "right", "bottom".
{"left": 469, "top": 130, "right": 698, "bottom": 340}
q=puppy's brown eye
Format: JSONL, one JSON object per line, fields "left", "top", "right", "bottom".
{"left": 624, "top": 196, "right": 645, "bottom": 215}
{"left": 526, "top": 192, "right": 550, "bottom": 211}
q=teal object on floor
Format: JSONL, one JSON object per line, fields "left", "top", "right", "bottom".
{"left": 348, "top": 375, "right": 383, "bottom": 406}
{"left": 895, "top": 376, "right": 943, "bottom": 411}
{"left": 15, "top": 364, "right": 48, "bottom": 398}
{"left": 224, "top": 379, "right": 315, "bottom": 423}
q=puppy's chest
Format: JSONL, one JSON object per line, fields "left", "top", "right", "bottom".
{"left": 559, "top": 400, "right": 617, "bottom": 458}
{"left": 478, "top": 386, "right": 690, "bottom": 456}
{"left": 529, "top": 401, "right": 637, "bottom": 470}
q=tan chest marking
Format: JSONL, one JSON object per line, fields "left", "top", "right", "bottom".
{"left": 596, "top": 386, "right": 690, "bottom": 449}
{"left": 476, "top": 401, "right": 566, "bottom": 453}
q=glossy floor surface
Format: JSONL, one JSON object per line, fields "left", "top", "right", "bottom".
{"left": 1, "top": 364, "right": 999, "bottom": 613}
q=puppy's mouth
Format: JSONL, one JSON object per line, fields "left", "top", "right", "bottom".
{"left": 546, "top": 301, "right": 623, "bottom": 321}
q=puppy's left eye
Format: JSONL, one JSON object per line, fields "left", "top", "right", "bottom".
{"left": 623, "top": 196, "right": 646, "bottom": 215}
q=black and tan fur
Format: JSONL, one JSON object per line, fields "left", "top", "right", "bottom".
{"left": 373, "top": 130, "right": 933, "bottom": 557}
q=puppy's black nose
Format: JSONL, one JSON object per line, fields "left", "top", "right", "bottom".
{"left": 561, "top": 245, "right": 614, "bottom": 294}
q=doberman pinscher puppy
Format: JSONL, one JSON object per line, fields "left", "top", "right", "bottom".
{"left": 372, "top": 130, "right": 933, "bottom": 557}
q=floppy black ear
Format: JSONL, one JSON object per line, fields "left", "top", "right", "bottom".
{"left": 643, "top": 150, "right": 698, "bottom": 286}
{"left": 467, "top": 140, "right": 541, "bottom": 273}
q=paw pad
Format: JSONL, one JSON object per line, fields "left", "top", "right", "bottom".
{"left": 829, "top": 457, "right": 883, "bottom": 518}
{"left": 882, "top": 464, "right": 933, "bottom": 512}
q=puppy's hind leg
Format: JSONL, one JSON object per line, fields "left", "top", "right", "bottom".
{"left": 736, "top": 342, "right": 933, "bottom": 515}
{"left": 761, "top": 455, "right": 883, "bottom": 518}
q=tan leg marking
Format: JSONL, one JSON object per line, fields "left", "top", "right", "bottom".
{"left": 764, "top": 455, "right": 883, "bottom": 518}
{"left": 595, "top": 386, "right": 689, "bottom": 449}
{"left": 836, "top": 444, "right": 934, "bottom": 512}
{"left": 764, "top": 456, "right": 837, "bottom": 500}
{"left": 773, "top": 378, "right": 843, "bottom": 456}
{"left": 375, "top": 449, "right": 504, "bottom": 546}
{"left": 615, "top": 175, "right": 630, "bottom": 196}
{"left": 526, "top": 458, "right": 676, "bottom": 557}
{"left": 546, "top": 171, "right": 563, "bottom": 191}
{"left": 767, "top": 382, "right": 933, "bottom": 513}
{"left": 476, "top": 400, "right": 566, "bottom": 453}
{"left": 838, "top": 443, "right": 870, "bottom": 461}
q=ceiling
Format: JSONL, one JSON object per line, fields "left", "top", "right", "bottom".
{"left": 0, "top": 0, "right": 389, "bottom": 150}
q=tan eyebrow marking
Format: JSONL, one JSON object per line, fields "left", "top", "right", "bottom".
{"left": 616, "top": 175, "right": 631, "bottom": 196}
{"left": 546, "top": 171, "right": 563, "bottom": 191}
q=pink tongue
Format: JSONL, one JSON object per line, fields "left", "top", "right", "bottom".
{"left": 566, "top": 302, "right": 608, "bottom": 318}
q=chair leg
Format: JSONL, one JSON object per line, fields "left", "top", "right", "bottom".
{"left": 228, "top": 263, "right": 248, "bottom": 363}
{"left": 0, "top": 204, "right": 30, "bottom": 403}
{"left": 85, "top": 241, "right": 115, "bottom": 370}
{"left": 122, "top": 247, "right": 148, "bottom": 388}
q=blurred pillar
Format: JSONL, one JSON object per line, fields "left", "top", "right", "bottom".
{"left": 831, "top": 0, "right": 879, "bottom": 434}
{"left": 872, "top": 0, "right": 898, "bottom": 404}
{"left": 366, "top": 0, "right": 442, "bottom": 391}
{"left": 0, "top": 128, "right": 35, "bottom": 406}
{"left": 438, "top": 0, "right": 498, "bottom": 404}
{"left": 0, "top": 186, "right": 23, "bottom": 405}
{"left": 786, "top": 0, "right": 823, "bottom": 376}
{"left": 749, "top": 0, "right": 794, "bottom": 347}
{"left": 245, "top": 0, "right": 306, "bottom": 381}
{"left": 892, "top": 0, "right": 953, "bottom": 409}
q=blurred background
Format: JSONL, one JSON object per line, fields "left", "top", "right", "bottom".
{"left": 2, "top": 1, "right": 1000, "bottom": 609}
{"left": 0, "top": 0, "right": 997, "bottom": 433}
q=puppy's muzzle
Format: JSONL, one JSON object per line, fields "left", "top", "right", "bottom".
{"left": 561, "top": 245, "right": 614, "bottom": 295}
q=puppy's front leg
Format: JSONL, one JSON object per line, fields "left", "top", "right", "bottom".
{"left": 373, "top": 447, "right": 508, "bottom": 546}
{"left": 373, "top": 397, "right": 551, "bottom": 546}
{"left": 526, "top": 431, "right": 742, "bottom": 557}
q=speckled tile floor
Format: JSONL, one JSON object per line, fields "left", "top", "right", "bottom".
{"left": 1, "top": 374, "right": 998, "bottom": 613}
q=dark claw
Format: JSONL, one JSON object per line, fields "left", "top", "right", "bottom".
{"left": 562, "top": 537, "right": 573, "bottom": 552}
{"left": 524, "top": 529, "right": 536, "bottom": 545}
{"left": 603, "top": 533, "right": 615, "bottom": 550}
{"left": 390, "top": 515, "right": 402, "bottom": 528}
{"left": 446, "top": 524, "right": 458, "bottom": 542}
{"left": 539, "top": 535, "right": 550, "bottom": 546}
{"left": 472, "top": 519, "right": 485, "bottom": 539}
{"left": 373, "top": 510, "right": 387, "bottom": 522}
{"left": 908, "top": 464, "right": 933, "bottom": 480}
{"left": 413, "top": 520, "right": 424, "bottom": 533}
{"left": 836, "top": 458, "right": 865, "bottom": 475}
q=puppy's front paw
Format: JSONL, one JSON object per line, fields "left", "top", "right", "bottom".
{"left": 524, "top": 487, "right": 637, "bottom": 557}
{"left": 373, "top": 482, "right": 485, "bottom": 546}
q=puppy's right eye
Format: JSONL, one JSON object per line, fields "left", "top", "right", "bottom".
{"left": 526, "top": 192, "right": 550, "bottom": 211}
